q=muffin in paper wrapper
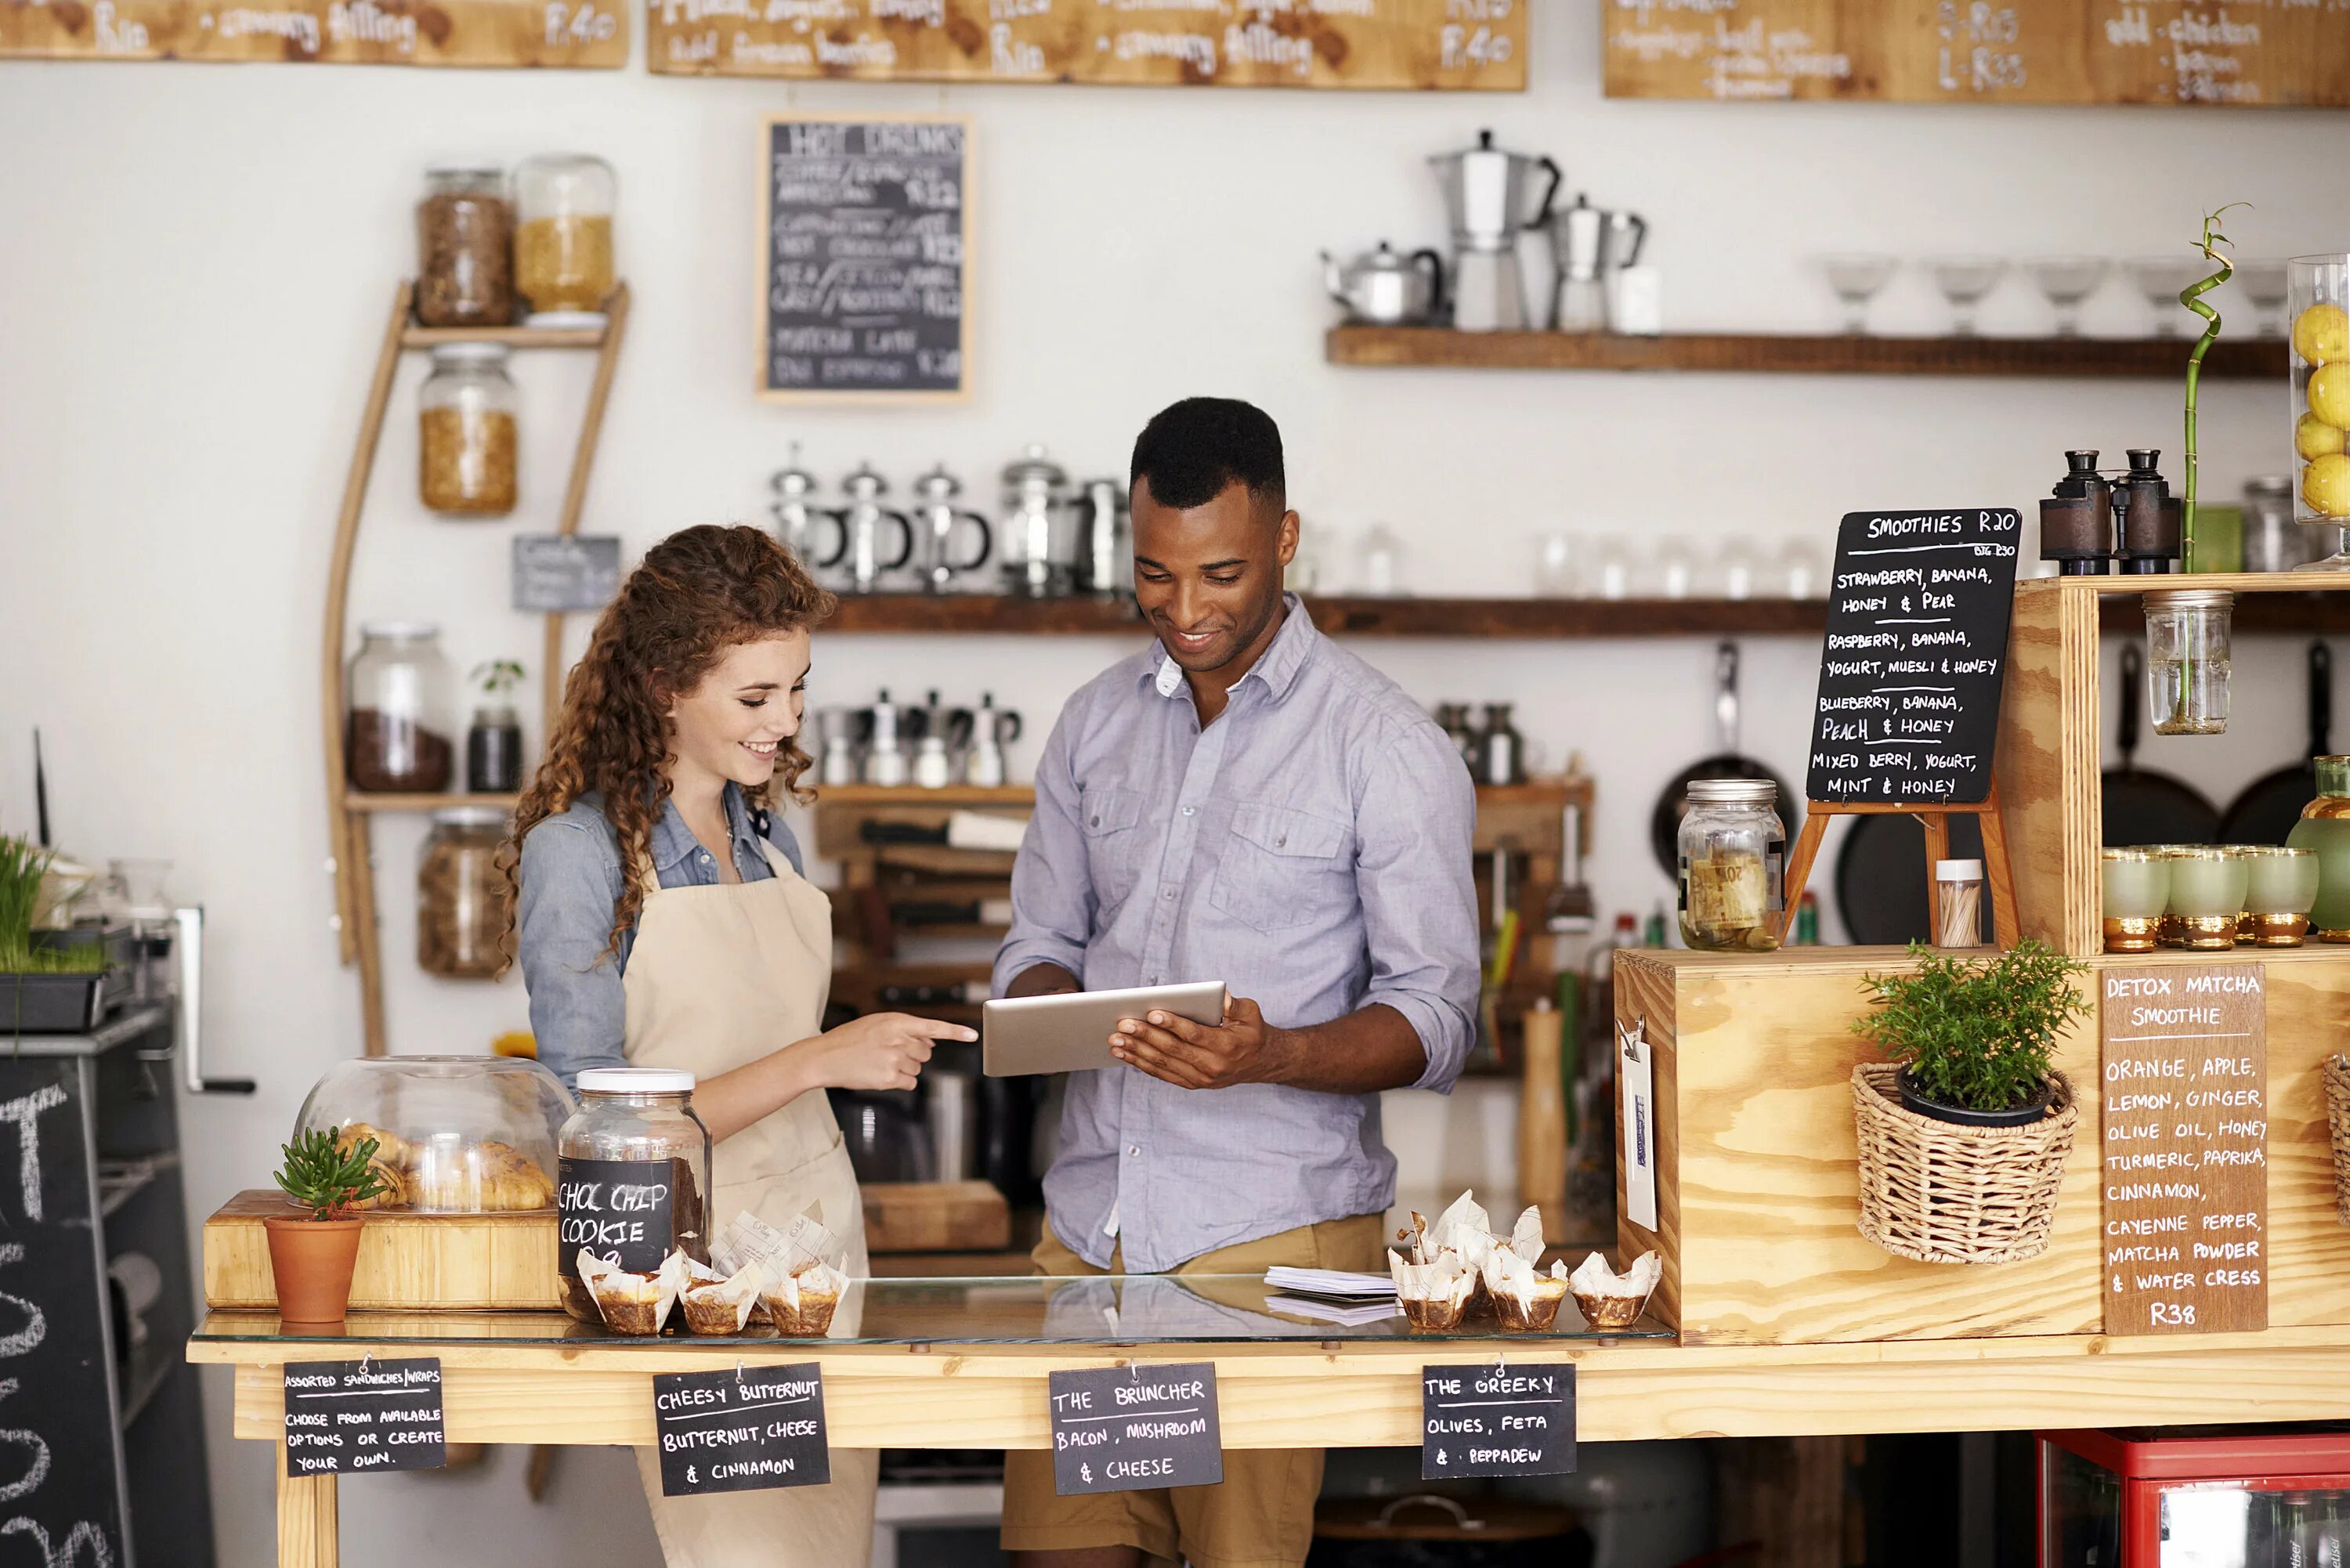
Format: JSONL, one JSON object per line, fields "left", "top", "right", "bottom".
{"left": 1484, "top": 1252, "right": 1571, "bottom": 1334}
{"left": 1569, "top": 1250, "right": 1661, "bottom": 1331}
{"left": 1389, "top": 1249, "right": 1477, "bottom": 1333}
{"left": 678, "top": 1259, "right": 768, "bottom": 1336}
{"left": 714, "top": 1205, "right": 852, "bottom": 1326}
{"left": 579, "top": 1248, "right": 690, "bottom": 1337}
{"left": 761, "top": 1260, "right": 848, "bottom": 1338}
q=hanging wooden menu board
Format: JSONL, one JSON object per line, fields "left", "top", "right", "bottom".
{"left": 653, "top": 0, "right": 1521, "bottom": 89}
{"left": 2100, "top": 963, "right": 2269, "bottom": 1337}
{"left": 759, "top": 115, "right": 971, "bottom": 403}
{"left": 0, "top": 0, "right": 624, "bottom": 63}
{"left": 1604, "top": 0, "right": 2350, "bottom": 107}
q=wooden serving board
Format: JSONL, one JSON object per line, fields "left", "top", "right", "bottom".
{"left": 863, "top": 1181, "right": 1010, "bottom": 1255}
{"left": 204, "top": 1190, "right": 559, "bottom": 1312}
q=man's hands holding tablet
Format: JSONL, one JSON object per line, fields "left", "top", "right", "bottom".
{"left": 1109, "top": 994, "right": 1285, "bottom": 1089}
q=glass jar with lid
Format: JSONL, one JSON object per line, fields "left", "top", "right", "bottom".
{"left": 414, "top": 164, "right": 512, "bottom": 329}
{"left": 418, "top": 807, "right": 511, "bottom": 980}
{"left": 347, "top": 623, "right": 455, "bottom": 793}
{"left": 294, "top": 1055, "right": 571, "bottom": 1214}
{"left": 514, "top": 152, "right": 616, "bottom": 319}
{"left": 2142, "top": 588, "right": 2234, "bottom": 735}
{"left": 556, "top": 1068, "right": 711, "bottom": 1322}
{"left": 1677, "top": 777, "right": 1785, "bottom": 952}
{"left": 419, "top": 343, "right": 519, "bottom": 517}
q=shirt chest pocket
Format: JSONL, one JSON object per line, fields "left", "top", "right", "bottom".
{"left": 1080, "top": 785, "right": 1148, "bottom": 908}
{"left": 1208, "top": 803, "right": 1354, "bottom": 935}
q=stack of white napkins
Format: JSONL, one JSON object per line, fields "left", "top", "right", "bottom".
{"left": 1264, "top": 1294, "right": 1402, "bottom": 1327}
{"left": 1262, "top": 1266, "right": 1396, "bottom": 1302}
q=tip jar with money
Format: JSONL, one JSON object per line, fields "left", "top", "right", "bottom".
{"left": 1678, "top": 778, "right": 1785, "bottom": 952}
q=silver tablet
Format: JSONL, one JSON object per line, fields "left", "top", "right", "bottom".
{"left": 981, "top": 981, "right": 1228, "bottom": 1077}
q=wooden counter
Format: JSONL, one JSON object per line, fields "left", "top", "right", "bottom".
{"left": 193, "top": 1312, "right": 2350, "bottom": 1566}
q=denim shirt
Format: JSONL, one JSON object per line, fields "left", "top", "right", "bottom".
{"left": 517, "top": 784, "right": 806, "bottom": 1090}
{"left": 991, "top": 597, "right": 1480, "bottom": 1270}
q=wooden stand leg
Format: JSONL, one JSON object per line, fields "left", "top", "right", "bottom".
{"left": 1977, "top": 781, "right": 2022, "bottom": 949}
{"left": 1777, "top": 806, "right": 1832, "bottom": 945}
{"left": 1920, "top": 812, "right": 1952, "bottom": 941}
{"left": 277, "top": 1451, "right": 338, "bottom": 1568}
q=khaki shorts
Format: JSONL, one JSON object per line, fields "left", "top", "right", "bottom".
{"left": 999, "top": 1212, "right": 1387, "bottom": 1568}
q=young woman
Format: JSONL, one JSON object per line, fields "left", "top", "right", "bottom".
{"left": 506, "top": 523, "right": 973, "bottom": 1566}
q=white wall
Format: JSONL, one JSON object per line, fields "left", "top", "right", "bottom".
{"left": 3, "top": 13, "right": 2347, "bottom": 1563}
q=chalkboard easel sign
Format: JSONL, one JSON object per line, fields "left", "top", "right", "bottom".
{"left": 1782, "top": 508, "right": 2024, "bottom": 945}
{"left": 758, "top": 115, "right": 972, "bottom": 405}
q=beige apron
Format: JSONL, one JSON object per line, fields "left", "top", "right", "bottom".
{"left": 622, "top": 840, "right": 877, "bottom": 1568}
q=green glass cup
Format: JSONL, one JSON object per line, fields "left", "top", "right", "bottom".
{"left": 2238, "top": 845, "right": 2319, "bottom": 946}
{"left": 2167, "top": 847, "right": 2250, "bottom": 949}
{"left": 2102, "top": 849, "right": 2170, "bottom": 952}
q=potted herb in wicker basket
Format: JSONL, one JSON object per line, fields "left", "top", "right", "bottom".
{"left": 1849, "top": 941, "right": 2092, "bottom": 1265}
{"left": 265, "top": 1129, "right": 390, "bottom": 1324}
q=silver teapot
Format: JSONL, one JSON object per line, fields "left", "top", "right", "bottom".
{"left": 1320, "top": 243, "right": 1445, "bottom": 326}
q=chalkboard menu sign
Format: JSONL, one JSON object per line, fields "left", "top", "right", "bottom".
{"left": 1421, "top": 1363, "right": 1574, "bottom": 1479}
{"left": 1806, "top": 509, "right": 2020, "bottom": 807}
{"left": 654, "top": 0, "right": 1522, "bottom": 89}
{"left": 0, "top": 1060, "right": 125, "bottom": 1563}
{"left": 558, "top": 1157, "right": 681, "bottom": 1281}
{"left": 759, "top": 116, "right": 971, "bottom": 404}
{"left": 512, "top": 534, "right": 622, "bottom": 613}
{"left": 1605, "top": 0, "right": 2350, "bottom": 107}
{"left": 654, "top": 1364, "right": 830, "bottom": 1497}
{"left": 1049, "top": 1363, "right": 1223, "bottom": 1495}
{"left": 2100, "top": 963, "right": 2269, "bottom": 1337}
{"left": 283, "top": 1357, "right": 447, "bottom": 1476}
{"left": 0, "top": 0, "right": 625, "bottom": 64}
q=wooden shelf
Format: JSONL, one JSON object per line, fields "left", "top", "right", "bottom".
{"left": 342, "top": 792, "right": 520, "bottom": 815}
{"left": 827, "top": 593, "right": 1831, "bottom": 639}
{"left": 400, "top": 321, "right": 609, "bottom": 350}
{"left": 1327, "top": 326, "right": 2288, "bottom": 379}
{"left": 2099, "top": 585, "right": 2350, "bottom": 633}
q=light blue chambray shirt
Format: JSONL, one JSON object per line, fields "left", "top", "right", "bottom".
{"left": 518, "top": 784, "right": 806, "bottom": 1091}
{"left": 992, "top": 597, "right": 1480, "bottom": 1272}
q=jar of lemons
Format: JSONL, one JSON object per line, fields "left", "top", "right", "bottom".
{"left": 2289, "top": 255, "right": 2350, "bottom": 565}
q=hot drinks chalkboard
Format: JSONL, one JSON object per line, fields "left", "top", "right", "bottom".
{"left": 759, "top": 115, "right": 971, "bottom": 404}
{"left": 1806, "top": 508, "right": 2022, "bottom": 807}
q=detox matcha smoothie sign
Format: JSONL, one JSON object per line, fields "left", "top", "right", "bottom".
{"left": 2100, "top": 963, "right": 2269, "bottom": 1336}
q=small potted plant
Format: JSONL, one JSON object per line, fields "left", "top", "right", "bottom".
{"left": 265, "top": 1129, "right": 389, "bottom": 1324}
{"left": 0, "top": 833, "right": 111, "bottom": 1033}
{"left": 466, "top": 659, "right": 527, "bottom": 793}
{"left": 1847, "top": 941, "right": 2092, "bottom": 1265}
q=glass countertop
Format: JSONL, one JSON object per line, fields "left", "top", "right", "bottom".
{"left": 194, "top": 1274, "right": 1668, "bottom": 1348}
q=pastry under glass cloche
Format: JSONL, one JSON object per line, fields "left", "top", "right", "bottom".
{"left": 293, "top": 1055, "right": 574, "bottom": 1213}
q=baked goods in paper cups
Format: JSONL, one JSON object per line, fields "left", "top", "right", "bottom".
{"left": 1389, "top": 1249, "right": 1477, "bottom": 1333}
{"left": 1569, "top": 1250, "right": 1661, "bottom": 1330}
{"left": 678, "top": 1259, "right": 768, "bottom": 1336}
{"left": 1484, "top": 1252, "right": 1571, "bottom": 1333}
{"left": 761, "top": 1261, "right": 849, "bottom": 1338}
{"left": 579, "top": 1248, "right": 689, "bottom": 1336}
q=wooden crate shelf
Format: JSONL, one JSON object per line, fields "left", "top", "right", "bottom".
{"left": 1999, "top": 572, "right": 2350, "bottom": 959}
{"left": 1327, "top": 325, "right": 2288, "bottom": 379}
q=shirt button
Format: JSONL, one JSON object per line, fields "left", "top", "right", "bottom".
{"left": 1163, "top": 887, "right": 1175, "bottom": 900}
{"left": 1127, "top": 1146, "right": 1141, "bottom": 1157}
{"left": 1090, "top": 815, "right": 1101, "bottom": 826}
{"left": 1181, "top": 806, "right": 1195, "bottom": 817}
{"left": 700, "top": 851, "right": 712, "bottom": 862}
{"left": 1275, "top": 836, "right": 1287, "bottom": 847}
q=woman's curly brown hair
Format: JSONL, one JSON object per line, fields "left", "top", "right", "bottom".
{"left": 501, "top": 524, "right": 837, "bottom": 968}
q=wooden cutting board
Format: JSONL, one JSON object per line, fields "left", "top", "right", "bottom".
{"left": 203, "top": 1190, "right": 559, "bottom": 1312}
{"left": 862, "top": 1181, "right": 1009, "bottom": 1255}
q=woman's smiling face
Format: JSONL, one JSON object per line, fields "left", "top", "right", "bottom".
{"left": 663, "top": 630, "right": 811, "bottom": 792}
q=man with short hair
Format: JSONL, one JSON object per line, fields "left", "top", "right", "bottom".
{"left": 992, "top": 396, "right": 1480, "bottom": 1568}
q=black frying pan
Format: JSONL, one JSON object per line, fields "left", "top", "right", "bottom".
{"left": 1650, "top": 641, "right": 1795, "bottom": 878}
{"left": 1835, "top": 811, "right": 1990, "bottom": 945}
{"left": 2102, "top": 640, "right": 2219, "bottom": 847}
{"left": 2217, "top": 641, "right": 2331, "bottom": 845}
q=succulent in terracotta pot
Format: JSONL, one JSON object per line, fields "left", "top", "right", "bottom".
{"left": 263, "top": 1128, "right": 390, "bottom": 1324}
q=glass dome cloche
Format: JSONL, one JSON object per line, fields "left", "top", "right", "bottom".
{"left": 293, "top": 1056, "right": 574, "bottom": 1214}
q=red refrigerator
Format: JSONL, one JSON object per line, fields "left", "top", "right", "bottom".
{"left": 2041, "top": 1426, "right": 2350, "bottom": 1566}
